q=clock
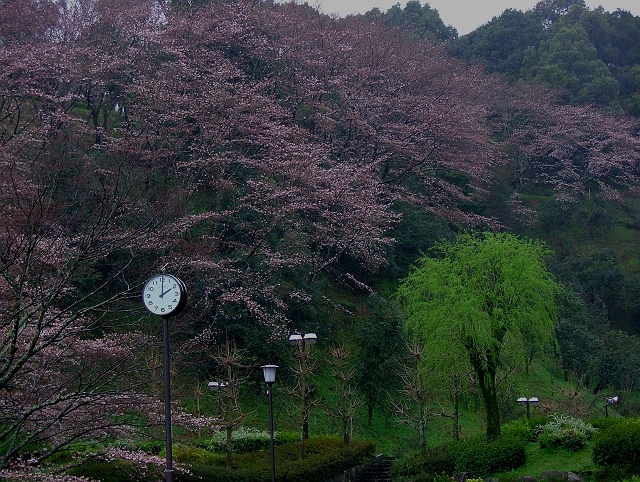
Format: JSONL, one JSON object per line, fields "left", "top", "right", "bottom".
{"left": 142, "top": 274, "right": 187, "bottom": 316}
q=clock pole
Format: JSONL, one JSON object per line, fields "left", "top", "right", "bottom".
{"left": 162, "top": 315, "right": 174, "bottom": 482}
{"left": 142, "top": 274, "right": 187, "bottom": 482}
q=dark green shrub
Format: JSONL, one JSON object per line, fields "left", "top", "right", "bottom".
{"left": 501, "top": 416, "right": 548, "bottom": 443}
{"left": 592, "top": 466, "right": 628, "bottom": 481}
{"left": 588, "top": 416, "right": 627, "bottom": 432}
{"left": 171, "top": 443, "right": 221, "bottom": 464}
{"left": 198, "top": 430, "right": 299, "bottom": 454}
{"left": 592, "top": 419, "right": 640, "bottom": 473}
{"left": 67, "top": 460, "right": 163, "bottom": 482}
{"left": 392, "top": 435, "right": 525, "bottom": 480}
{"left": 66, "top": 437, "right": 373, "bottom": 482}
{"left": 177, "top": 464, "right": 248, "bottom": 482}
{"left": 134, "top": 439, "right": 164, "bottom": 455}
{"left": 225, "top": 436, "right": 375, "bottom": 482}
{"left": 412, "top": 473, "right": 454, "bottom": 482}
{"left": 454, "top": 435, "right": 526, "bottom": 478}
{"left": 390, "top": 445, "right": 456, "bottom": 479}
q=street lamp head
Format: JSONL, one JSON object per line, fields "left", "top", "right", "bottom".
{"left": 517, "top": 397, "right": 528, "bottom": 405}
{"left": 288, "top": 334, "right": 303, "bottom": 345}
{"left": 606, "top": 395, "right": 619, "bottom": 405}
{"left": 261, "top": 364, "right": 278, "bottom": 384}
{"left": 303, "top": 333, "right": 317, "bottom": 345}
{"left": 207, "top": 381, "right": 228, "bottom": 391}
{"left": 529, "top": 397, "right": 539, "bottom": 405}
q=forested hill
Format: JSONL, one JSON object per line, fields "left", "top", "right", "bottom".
{"left": 1, "top": 0, "right": 640, "bottom": 466}
{"left": 370, "top": 0, "right": 640, "bottom": 116}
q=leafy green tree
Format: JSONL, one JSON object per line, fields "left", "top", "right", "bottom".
{"left": 397, "top": 232, "right": 558, "bottom": 439}
{"left": 592, "top": 330, "right": 640, "bottom": 396}
{"left": 377, "top": 1, "right": 457, "bottom": 42}
{"left": 354, "top": 294, "right": 404, "bottom": 425}
{"left": 449, "top": 9, "right": 546, "bottom": 80}
{"left": 528, "top": 24, "right": 619, "bottom": 104}
{"left": 530, "top": 0, "right": 586, "bottom": 28}
{"left": 555, "top": 287, "right": 606, "bottom": 384}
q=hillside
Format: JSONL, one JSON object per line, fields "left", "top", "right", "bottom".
{"left": 1, "top": 0, "right": 640, "bottom": 478}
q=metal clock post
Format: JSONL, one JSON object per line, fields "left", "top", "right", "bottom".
{"left": 142, "top": 274, "right": 187, "bottom": 482}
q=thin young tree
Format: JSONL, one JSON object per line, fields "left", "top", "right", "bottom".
{"left": 325, "top": 344, "right": 362, "bottom": 446}
{"left": 388, "top": 342, "right": 432, "bottom": 450}
{"left": 284, "top": 337, "right": 320, "bottom": 460}
{"left": 208, "top": 339, "right": 251, "bottom": 469}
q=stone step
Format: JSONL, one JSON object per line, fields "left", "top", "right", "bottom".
{"left": 353, "top": 455, "right": 395, "bottom": 482}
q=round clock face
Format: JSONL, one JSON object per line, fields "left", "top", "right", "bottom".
{"left": 142, "top": 274, "right": 187, "bottom": 316}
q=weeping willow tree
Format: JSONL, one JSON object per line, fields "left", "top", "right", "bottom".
{"left": 397, "top": 232, "right": 558, "bottom": 440}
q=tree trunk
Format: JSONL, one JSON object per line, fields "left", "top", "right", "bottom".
{"left": 226, "top": 426, "right": 233, "bottom": 469}
{"left": 452, "top": 390, "right": 460, "bottom": 441}
{"left": 478, "top": 365, "right": 501, "bottom": 440}
{"left": 343, "top": 418, "right": 350, "bottom": 446}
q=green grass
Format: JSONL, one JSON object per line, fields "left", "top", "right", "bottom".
{"left": 494, "top": 443, "right": 595, "bottom": 480}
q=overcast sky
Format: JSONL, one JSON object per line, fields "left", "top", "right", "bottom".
{"left": 307, "top": 0, "right": 640, "bottom": 35}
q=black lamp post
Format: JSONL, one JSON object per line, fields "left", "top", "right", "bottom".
{"left": 262, "top": 364, "right": 278, "bottom": 482}
{"left": 288, "top": 333, "right": 317, "bottom": 439}
{"left": 517, "top": 396, "right": 539, "bottom": 419}
{"left": 207, "top": 381, "right": 228, "bottom": 416}
{"left": 605, "top": 395, "right": 619, "bottom": 417}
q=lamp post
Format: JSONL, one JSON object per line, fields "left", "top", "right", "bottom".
{"left": 262, "top": 365, "right": 278, "bottom": 482}
{"left": 605, "top": 395, "right": 619, "bottom": 417}
{"left": 288, "top": 333, "right": 317, "bottom": 440}
{"left": 517, "top": 397, "right": 539, "bottom": 419}
{"left": 207, "top": 381, "right": 228, "bottom": 416}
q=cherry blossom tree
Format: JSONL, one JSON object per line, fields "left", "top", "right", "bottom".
{"left": 0, "top": 3, "right": 196, "bottom": 468}
{"left": 508, "top": 102, "right": 640, "bottom": 204}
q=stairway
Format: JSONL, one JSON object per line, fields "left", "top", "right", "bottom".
{"left": 353, "top": 455, "right": 395, "bottom": 482}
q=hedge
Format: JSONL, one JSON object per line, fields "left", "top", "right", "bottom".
{"left": 592, "top": 419, "right": 640, "bottom": 473}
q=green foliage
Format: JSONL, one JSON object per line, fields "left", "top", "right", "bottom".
{"left": 454, "top": 435, "right": 527, "bottom": 478}
{"left": 501, "top": 416, "right": 549, "bottom": 442}
{"left": 537, "top": 414, "right": 598, "bottom": 451}
{"left": 375, "top": 0, "right": 458, "bottom": 42}
{"left": 391, "top": 446, "right": 456, "bottom": 479}
{"left": 172, "top": 443, "right": 220, "bottom": 465}
{"left": 592, "top": 419, "right": 640, "bottom": 472}
{"left": 70, "top": 437, "right": 374, "bottom": 482}
{"left": 398, "top": 231, "right": 559, "bottom": 438}
{"left": 412, "top": 473, "right": 455, "bottom": 482}
{"left": 449, "top": 9, "right": 546, "bottom": 80}
{"left": 450, "top": 2, "right": 640, "bottom": 114}
{"left": 203, "top": 427, "right": 272, "bottom": 453}
{"left": 354, "top": 293, "right": 405, "bottom": 423}
{"left": 393, "top": 435, "right": 526, "bottom": 480}
{"left": 399, "top": 231, "right": 558, "bottom": 368}
{"left": 67, "top": 460, "right": 163, "bottom": 482}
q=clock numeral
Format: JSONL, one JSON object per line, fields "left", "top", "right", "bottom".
{"left": 146, "top": 294, "right": 151, "bottom": 299}
{"left": 168, "top": 305, "right": 173, "bottom": 310}
{"left": 173, "top": 299, "right": 178, "bottom": 303}
{"left": 172, "top": 284, "right": 177, "bottom": 288}
{"left": 148, "top": 286, "right": 154, "bottom": 291}
{"left": 147, "top": 299, "right": 153, "bottom": 305}
{"left": 161, "top": 308, "right": 166, "bottom": 313}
